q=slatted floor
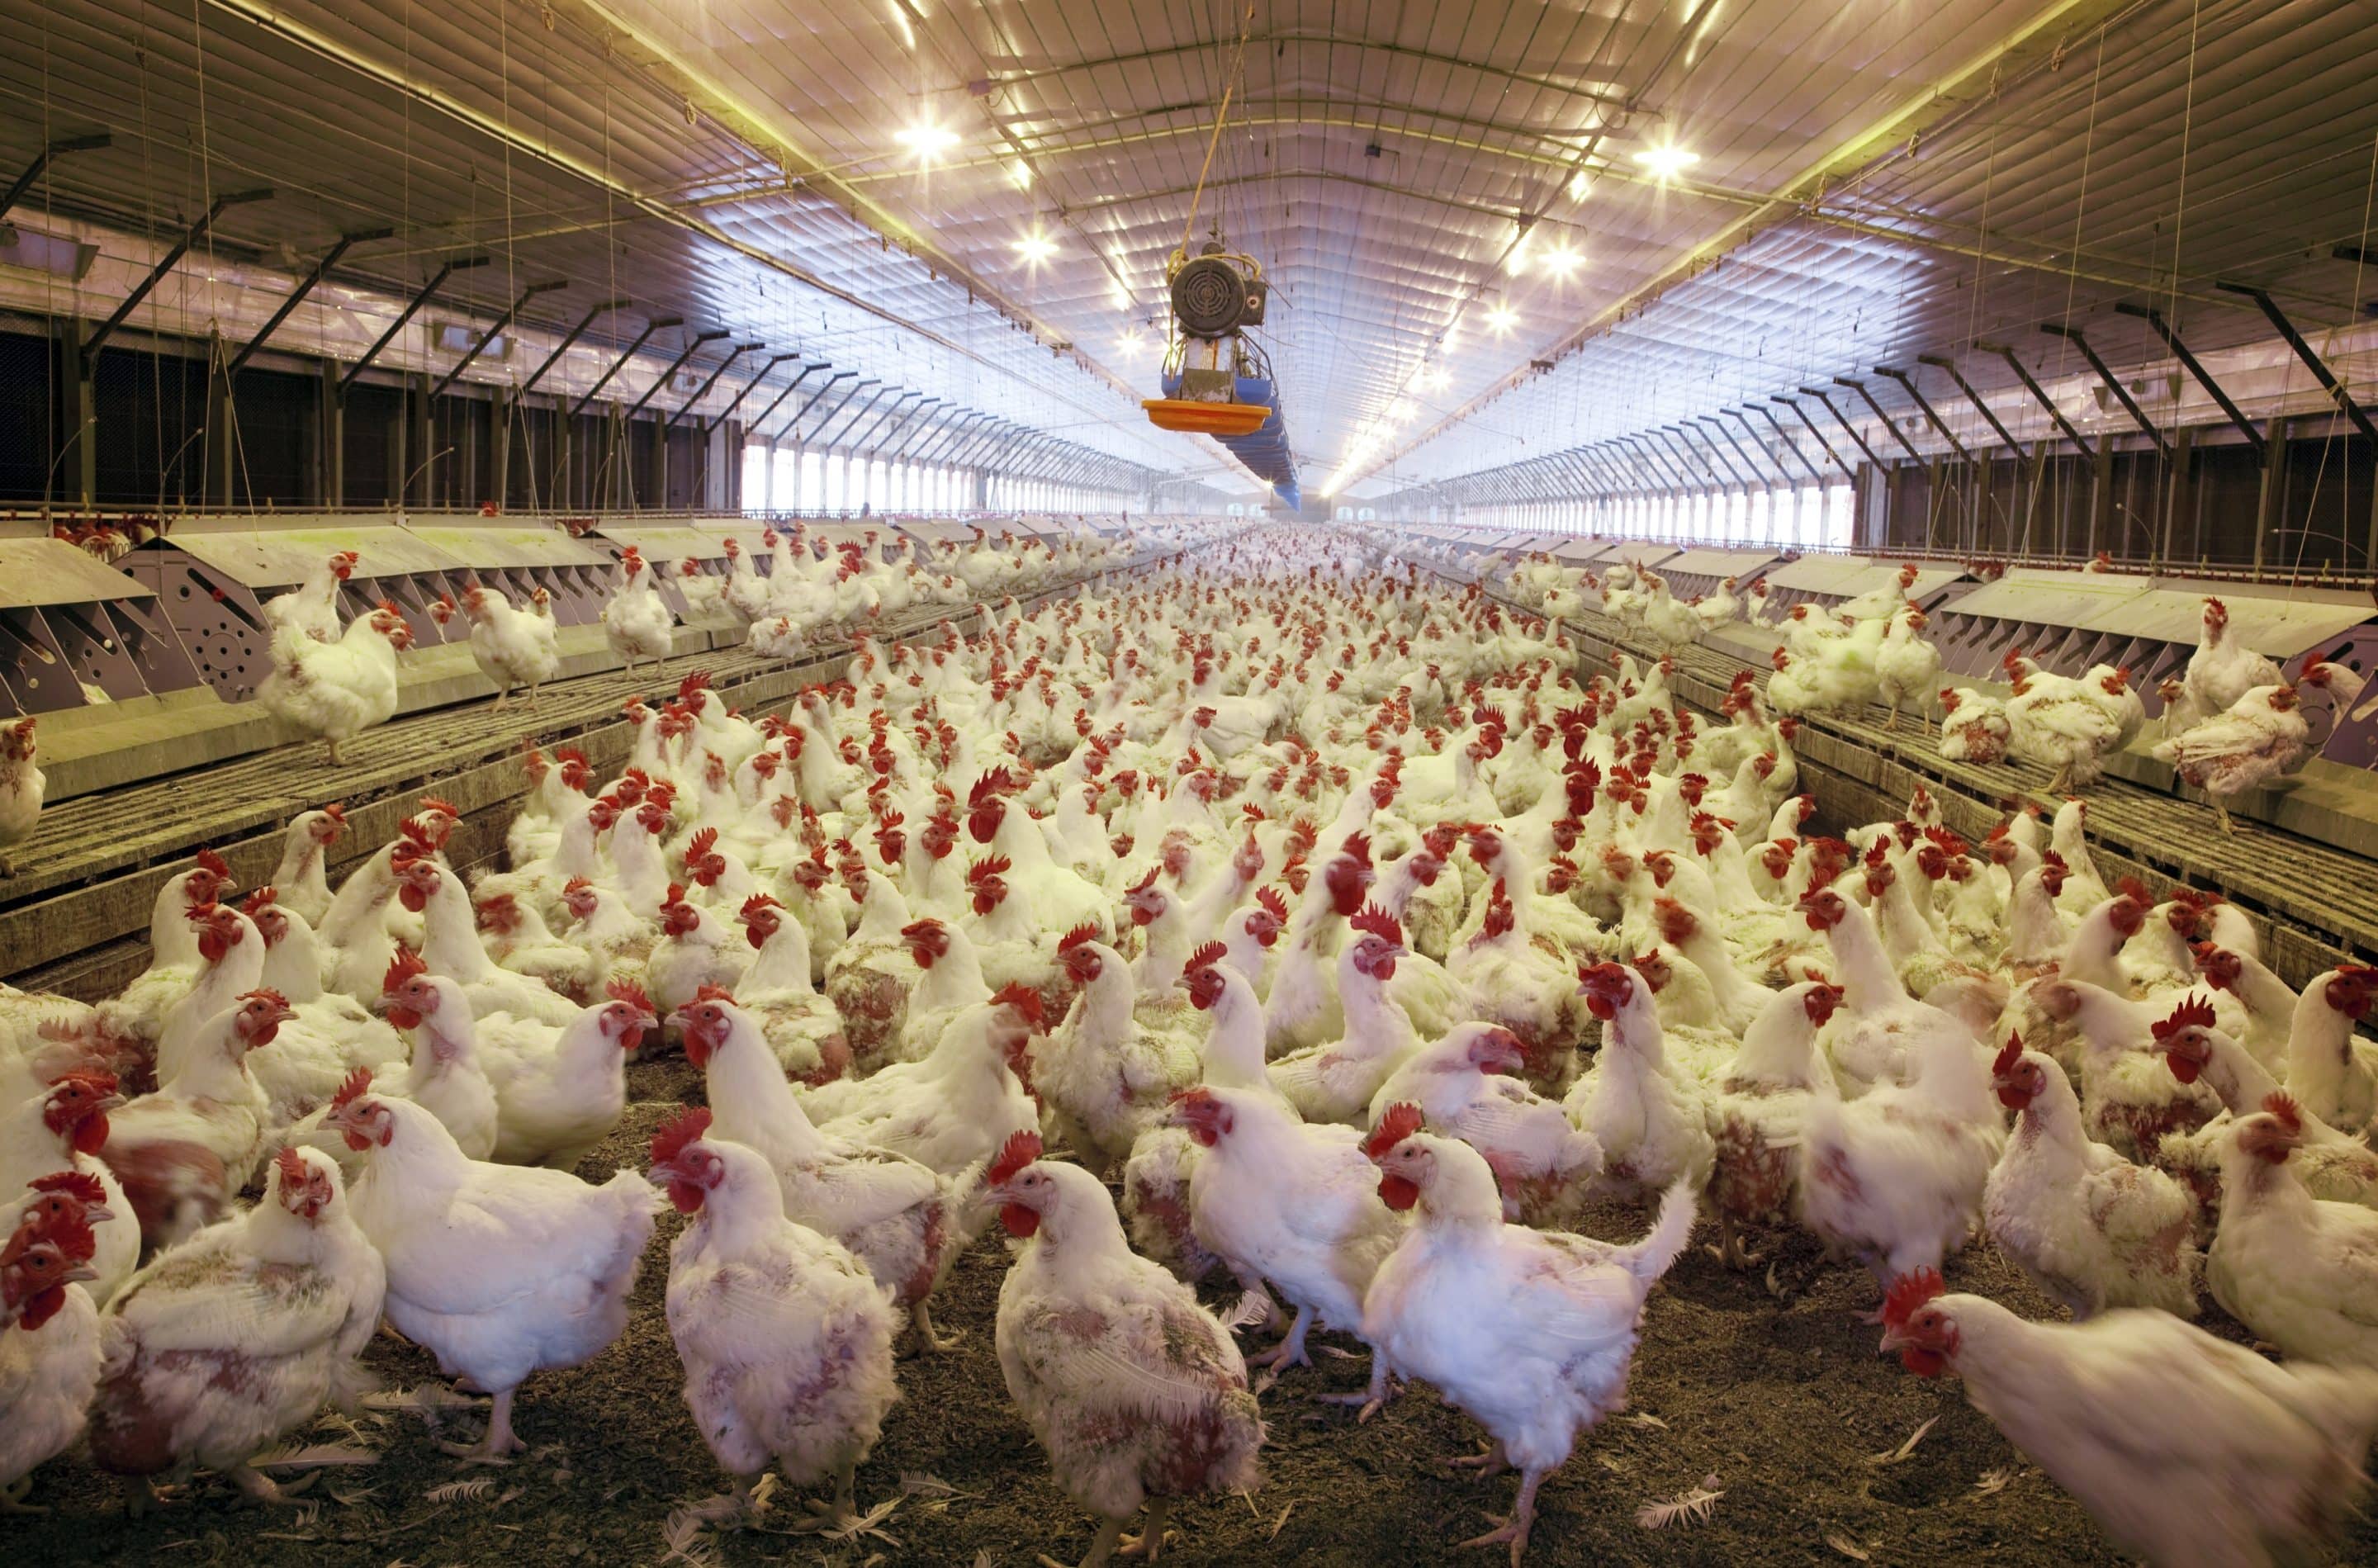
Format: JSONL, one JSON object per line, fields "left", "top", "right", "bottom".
{"left": 1475, "top": 573, "right": 2378, "bottom": 990}
{"left": 0, "top": 555, "right": 1164, "bottom": 992}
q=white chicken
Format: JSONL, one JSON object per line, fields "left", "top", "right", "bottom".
{"left": 601, "top": 547, "right": 675, "bottom": 675}
{"left": 258, "top": 602, "right": 413, "bottom": 765}
{"left": 324, "top": 1073, "right": 661, "bottom": 1459}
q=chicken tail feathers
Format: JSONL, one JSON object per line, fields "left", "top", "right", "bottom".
{"left": 1620, "top": 1177, "right": 1698, "bottom": 1286}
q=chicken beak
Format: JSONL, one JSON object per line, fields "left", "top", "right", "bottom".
{"left": 1875, "top": 1324, "right": 1908, "bottom": 1354}
{"left": 91, "top": 1092, "right": 126, "bottom": 1115}
{"left": 63, "top": 1262, "right": 98, "bottom": 1286}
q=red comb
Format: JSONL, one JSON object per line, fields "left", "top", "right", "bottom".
{"left": 661, "top": 883, "right": 690, "bottom": 912}
{"left": 1363, "top": 1101, "right": 1424, "bottom": 1162}
{"left": 1056, "top": 923, "right": 1100, "bottom": 953}
{"left": 417, "top": 797, "right": 458, "bottom": 818}
{"left": 607, "top": 977, "right": 657, "bottom": 1013}
{"left": 2115, "top": 876, "right": 2150, "bottom": 905}
{"left": 1992, "top": 1031, "right": 2024, "bottom": 1078}
{"left": 691, "top": 983, "right": 736, "bottom": 1005}
{"left": 969, "top": 854, "right": 1014, "bottom": 886}
{"left": 2151, "top": 995, "right": 2217, "bottom": 1041}
{"left": 969, "top": 769, "right": 1014, "bottom": 806}
{"left": 1186, "top": 940, "right": 1227, "bottom": 973}
{"left": 1348, "top": 902, "right": 1403, "bottom": 946}
{"left": 1255, "top": 886, "right": 1288, "bottom": 921}
{"left": 273, "top": 1145, "right": 310, "bottom": 1191}
{"left": 1125, "top": 862, "right": 1161, "bottom": 896}
{"left": 685, "top": 827, "right": 718, "bottom": 860}
{"left": 2262, "top": 1092, "right": 2302, "bottom": 1135}
{"left": 739, "top": 893, "right": 780, "bottom": 923}
{"left": 195, "top": 847, "right": 231, "bottom": 880}
{"left": 678, "top": 670, "right": 713, "bottom": 699}
{"left": 985, "top": 1129, "right": 1043, "bottom": 1187}
{"left": 26, "top": 1170, "right": 106, "bottom": 1203}
{"left": 650, "top": 1105, "right": 712, "bottom": 1168}
{"left": 329, "top": 1066, "right": 374, "bottom": 1112}
{"left": 381, "top": 947, "right": 429, "bottom": 996}
{"left": 1341, "top": 831, "right": 1372, "bottom": 865}
{"left": 990, "top": 981, "right": 1045, "bottom": 1027}
{"left": 241, "top": 885, "right": 279, "bottom": 917}
{"left": 1882, "top": 1267, "right": 1946, "bottom": 1329}
{"left": 240, "top": 987, "right": 290, "bottom": 1010}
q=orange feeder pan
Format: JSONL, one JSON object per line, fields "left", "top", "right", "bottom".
{"left": 1143, "top": 398, "right": 1274, "bottom": 438}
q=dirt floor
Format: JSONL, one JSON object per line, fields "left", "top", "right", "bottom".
{"left": 12, "top": 1057, "right": 2378, "bottom": 1567}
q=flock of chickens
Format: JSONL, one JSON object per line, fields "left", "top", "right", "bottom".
{"left": 1501, "top": 553, "right": 2361, "bottom": 829}
{"left": 3, "top": 521, "right": 2378, "bottom": 1568}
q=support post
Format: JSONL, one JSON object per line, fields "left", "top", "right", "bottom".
{"left": 816, "top": 384, "right": 891, "bottom": 450}
{"left": 772, "top": 370, "right": 858, "bottom": 444}
{"left": 2254, "top": 417, "right": 2289, "bottom": 574}
{"left": 845, "top": 391, "right": 923, "bottom": 457}
{"left": 1976, "top": 340, "right": 2095, "bottom": 460}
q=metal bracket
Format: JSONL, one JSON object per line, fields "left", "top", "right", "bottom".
{"left": 704, "top": 353, "right": 800, "bottom": 432}
{"left": 225, "top": 229, "right": 397, "bottom": 377}
{"left": 770, "top": 371, "right": 858, "bottom": 443}
{"left": 1743, "top": 404, "right": 1821, "bottom": 481}
{"left": 0, "top": 133, "right": 112, "bottom": 220}
{"left": 1916, "top": 353, "right": 2021, "bottom": 456}
{"left": 1773, "top": 396, "right": 1850, "bottom": 478}
{"left": 84, "top": 188, "right": 275, "bottom": 365}
{"left": 428, "top": 279, "right": 568, "bottom": 400}
{"left": 2111, "top": 302, "right": 2263, "bottom": 463}
{"left": 742, "top": 361, "right": 827, "bottom": 435}
{"left": 623, "top": 329, "right": 729, "bottom": 419}
{"left": 343, "top": 257, "right": 493, "bottom": 393}
{"left": 1832, "top": 376, "right": 1923, "bottom": 462}
{"left": 2040, "top": 323, "right": 2169, "bottom": 457}
{"left": 519, "top": 297, "right": 629, "bottom": 398}
{"left": 1800, "top": 386, "right": 1886, "bottom": 469}
{"left": 572, "top": 315, "right": 680, "bottom": 415}
{"left": 2213, "top": 281, "right": 2378, "bottom": 448}
{"left": 1974, "top": 341, "right": 2094, "bottom": 458}
{"left": 1872, "top": 364, "right": 1971, "bottom": 462}
{"left": 665, "top": 341, "right": 763, "bottom": 429}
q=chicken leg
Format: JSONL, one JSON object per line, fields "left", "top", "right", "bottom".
{"left": 1246, "top": 1304, "right": 1315, "bottom": 1392}
{"left": 450, "top": 1386, "right": 527, "bottom": 1463}
{"left": 0, "top": 1474, "right": 46, "bottom": 1514}
{"left": 2213, "top": 798, "right": 2240, "bottom": 836}
{"left": 910, "top": 1300, "right": 964, "bottom": 1353}
{"left": 1040, "top": 1516, "right": 1127, "bottom": 1568}
{"left": 1459, "top": 1466, "right": 1547, "bottom": 1567}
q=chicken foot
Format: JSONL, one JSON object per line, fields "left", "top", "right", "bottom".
{"left": 1040, "top": 1499, "right": 1172, "bottom": 1568}
{"left": 1704, "top": 1211, "right": 1764, "bottom": 1270}
{"left": 1319, "top": 1346, "right": 1398, "bottom": 1423}
{"left": 909, "top": 1300, "right": 964, "bottom": 1354}
{"left": 1458, "top": 1466, "right": 1547, "bottom": 1567}
{"left": 1246, "top": 1304, "right": 1315, "bottom": 1393}
{"left": 1447, "top": 1438, "right": 1510, "bottom": 1477}
{"left": 442, "top": 1385, "right": 527, "bottom": 1463}
{"left": 229, "top": 1461, "right": 319, "bottom": 1505}
{"left": 0, "top": 1474, "right": 45, "bottom": 1514}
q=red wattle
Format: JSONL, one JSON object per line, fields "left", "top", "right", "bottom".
{"left": 667, "top": 1180, "right": 706, "bottom": 1214}
{"left": 73, "top": 1113, "right": 109, "bottom": 1155}
{"left": 1378, "top": 1174, "right": 1419, "bottom": 1211}
{"left": 1900, "top": 1346, "right": 1946, "bottom": 1377}
{"left": 998, "top": 1204, "right": 1040, "bottom": 1238}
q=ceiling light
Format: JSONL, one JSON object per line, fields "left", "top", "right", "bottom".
{"left": 1014, "top": 229, "right": 1056, "bottom": 264}
{"left": 1634, "top": 144, "right": 1699, "bottom": 181}
{"left": 1485, "top": 304, "right": 1518, "bottom": 336}
{"left": 1504, "top": 225, "right": 1534, "bottom": 277}
{"left": 1008, "top": 159, "right": 1035, "bottom": 189}
{"left": 1567, "top": 169, "right": 1596, "bottom": 202}
{"left": 1428, "top": 368, "right": 1449, "bottom": 391}
{"left": 895, "top": 121, "right": 960, "bottom": 161}
{"left": 1405, "top": 370, "right": 1428, "bottom": 394}
{"left": 885, "top": 0, "right": 916, "bottom": 49}
{"left": 1541, "top": 242, "right": 1582, "bottom": 279}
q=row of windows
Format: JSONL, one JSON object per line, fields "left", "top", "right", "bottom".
{"left": 736, "top": 444, "right": 1125, "bottom": 516}
{"left": 1438, "top": 485, "right": 1858, "bottom": 549}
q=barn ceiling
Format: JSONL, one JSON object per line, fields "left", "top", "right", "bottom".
{"left": 2, "top": 0, "right": 2371, "bottom": 502}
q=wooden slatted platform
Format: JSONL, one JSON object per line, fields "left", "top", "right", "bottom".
{"left": 0, "top": 557, "right": 1165, "bottom": 1000}
{"left": 1540, "top": 595, "right": 2378, "bottom": 992}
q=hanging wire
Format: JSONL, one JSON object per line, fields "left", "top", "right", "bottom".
{"left": 1174, "top": 0, "right": 1257, "bottom": 264}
